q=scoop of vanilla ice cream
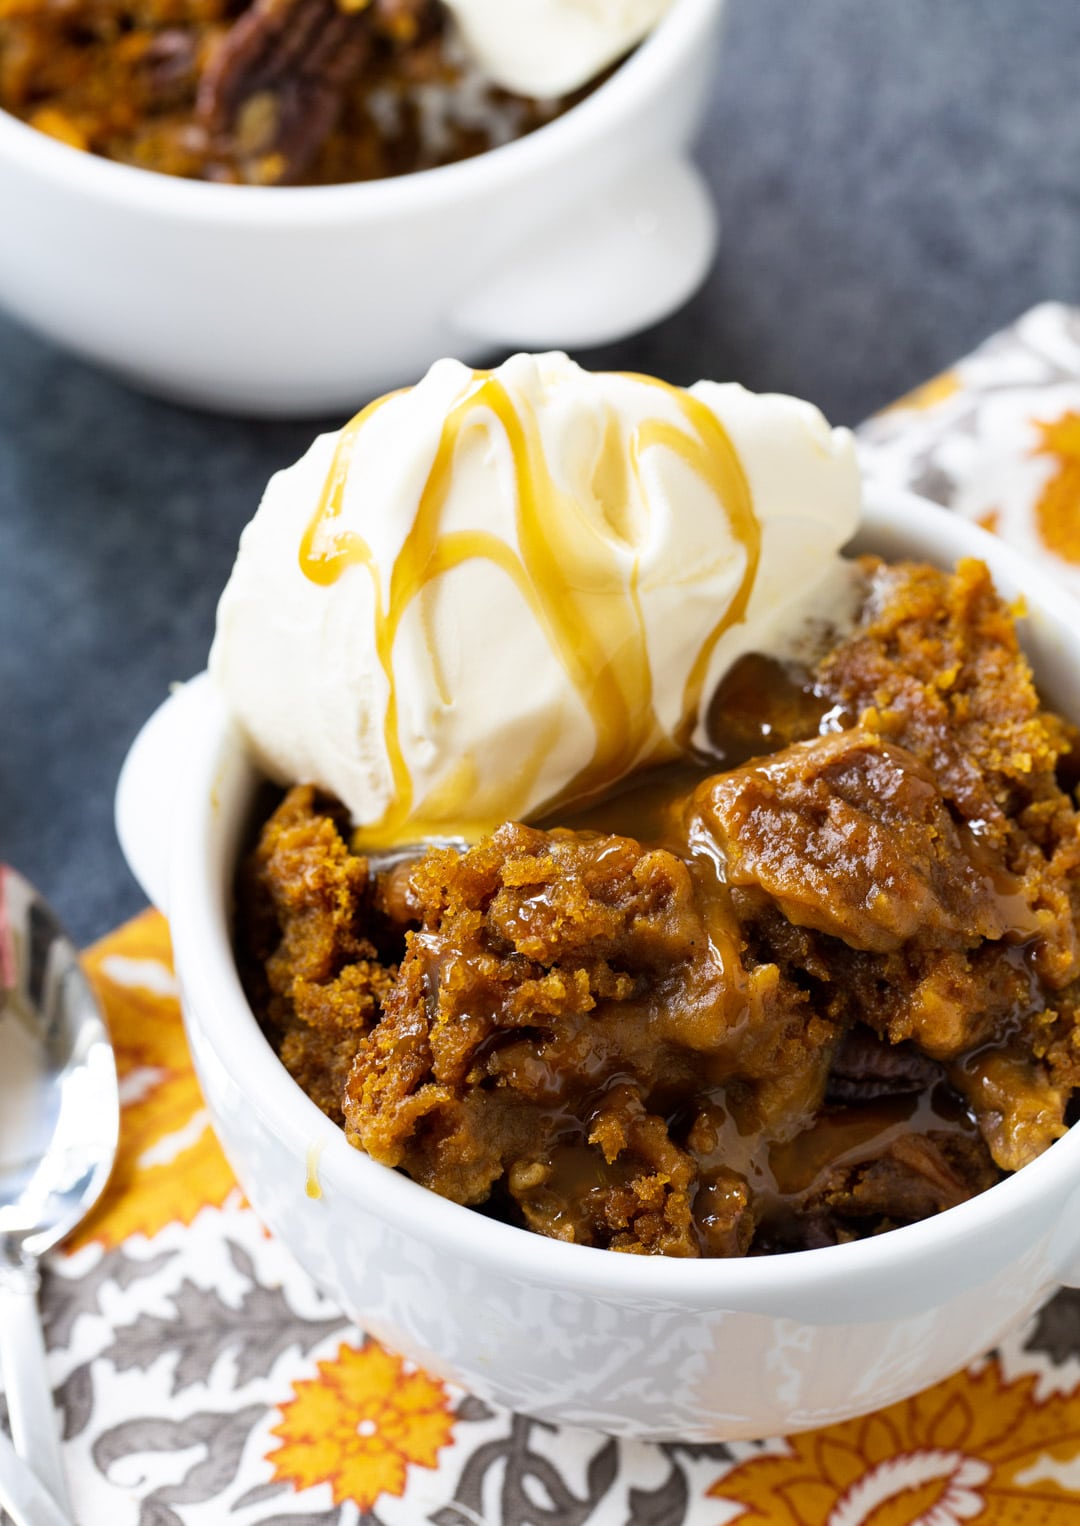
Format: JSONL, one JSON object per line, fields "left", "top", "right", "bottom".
{"left": 210, "top": 352, "right": 860, "bottom": 848}
{"left": 442, "top": 0, "right": 672, "bottom": 97}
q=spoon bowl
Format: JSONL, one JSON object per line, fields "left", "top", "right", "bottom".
{"left": 362, "top": 838, "right": 469, "bottom": 876}
{"left": 0, "top": 864, "right": 120, "bottom": 1515}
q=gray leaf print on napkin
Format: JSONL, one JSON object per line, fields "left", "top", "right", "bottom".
{"left": 231, "top": 1480, "right": 292, "bottom": 1511}
{"left": 660, "top": 1440, "right": 734, "bottom": 1462}
{"left": 257, "top": 1513, "right": 344, "bottom": 1525}
{"left": 43, "top": 1247, "right": 173, "bottom": 1350}
{"left": 93, "top": 1404, "right": 266, "bottom": 1526}
{"left": 99, "top": 1240, "right": 348, "bottom": 1394}
{"left": 433, "top": 1415, "right": 618, "bottom": 1526}
{"left": 455, "top": 1395, "right": 495, "bottom": 1424}
{"left": 1023, "top": 1288, "right": 1080, "bottom": 1365}
{"left": 625, "top": 1458, "right": 688, "bottom": 1526}
{"left": 907, "top": 463, "right": 958, "bottom": 507}
{"left": 0, "top": 1358, "right": 95, "bottom": 1444}
{"left": 57, "top": 1360, "right": 95, "bottom": 1440}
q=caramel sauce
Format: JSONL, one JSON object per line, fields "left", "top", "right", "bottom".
{"left": 542, "top": 657, "right": 997, "bottom": 1240}
{"left": 705, "top": 651, "right": 838, "bottom": 766}
{"left": 767, "top": 1088, "right": 968, "bottom": 1198}
{"left": 297, "top": 371, "right": 758, "bottom": 849}
{"left": 543, "top": 759, "right": 751, "bottom": 1016}
{"left": 542, "top": 758, "right": 709, "bottom": 847}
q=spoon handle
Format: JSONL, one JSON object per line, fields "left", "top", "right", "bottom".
{"left": 0, "top": 1261, "right": 72, "bottom": 1518}
{"left": 0, "top": 1427, "right": 72, "bottom": 1526}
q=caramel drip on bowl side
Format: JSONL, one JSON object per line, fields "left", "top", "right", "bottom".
{"left": 298, "top": 371, "right": 760, "bottom": 846}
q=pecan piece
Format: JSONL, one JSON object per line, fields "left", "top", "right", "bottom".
{"left": 140, "top": 29, "right": 200, "bottom": 108}
{"left": 197, "top": 0, "right": 373, "bottom": 183}
{"left": 825, "top": 1025, "right": 943, "bottom": 1106}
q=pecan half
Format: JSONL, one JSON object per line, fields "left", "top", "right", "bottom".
{"left": 197, "top": 0, "right": 373, "bottom": 182}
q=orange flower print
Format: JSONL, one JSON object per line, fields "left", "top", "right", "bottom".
{"left": 268, "top": 1341, "right": 456, "bottom": 1511}
{"left": 1031, "top": 410, "right": 1080, "bottom": 565}
{"left": 710, "top": 1360, "right": 1080, "bottom": 1524}
{"left": 891, "top": 369, "right": 962, "bottom": 414}
{"left": 69, "top": 910, "right": 237, "bottom": 1250}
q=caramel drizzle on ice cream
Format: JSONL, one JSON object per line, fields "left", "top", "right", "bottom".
{"left": 298, "top": 370, "right": 759, "bottom": 847}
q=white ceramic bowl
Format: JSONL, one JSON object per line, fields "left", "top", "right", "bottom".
{"left": 0, "top": 0, "right": 724, "bottom": 416}
{"left": 116, "top": 486, "right": 1080, "bottom": 1440}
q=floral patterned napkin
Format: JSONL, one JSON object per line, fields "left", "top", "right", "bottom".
{"left": 858, "top": 300, "right": 1080, "bottom": 596}
{"left": 9, "top": 302, "right": 1080, "bottom": 1526}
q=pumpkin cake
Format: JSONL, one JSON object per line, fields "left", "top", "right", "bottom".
{"left": 235, "top": 556, "right": 1080, "bottom": 1256}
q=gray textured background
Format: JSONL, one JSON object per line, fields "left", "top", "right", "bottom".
{"left": 2, "top": 0, "right": 1079, "bottom": 945}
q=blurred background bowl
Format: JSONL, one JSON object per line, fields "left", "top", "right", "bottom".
{"left": 0, "top": 0, "right": 725, "bottom": 417}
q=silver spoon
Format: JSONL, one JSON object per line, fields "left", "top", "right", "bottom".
{"left": 0, "top": 1427, "right": 71, "bottom": 1526}
{"left": 0, "top": 865, "right": 120, "bottom": 1521}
